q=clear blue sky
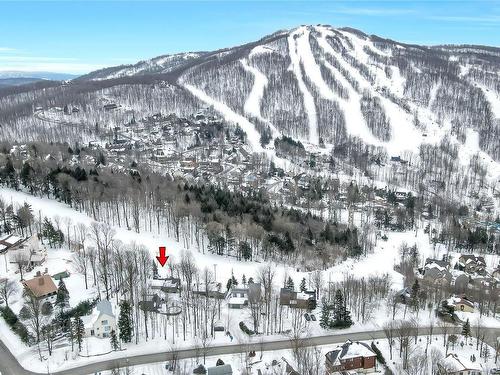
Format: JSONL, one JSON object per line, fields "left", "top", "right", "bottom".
{"left": 0, "top": 0, "right": 499, "bottom": 74}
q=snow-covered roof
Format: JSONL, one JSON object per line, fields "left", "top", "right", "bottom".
{"left": 228, "top": 297, "right": 247, "bottom": 305}
{"left": 426, "top": 262, "right": 445, "bottom": 272}
{"left": 82, "top": 300, "right": 114, "bottom": 329}
{"left": 325, "top": 340, "right": 375, "bottom": 365}
{"left": 439, "top": 353, "right": 482, "bottom": 372}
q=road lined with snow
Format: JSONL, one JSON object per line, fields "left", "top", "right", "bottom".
{"left": 1, "top": 326, "right": 499, "bottom": 375}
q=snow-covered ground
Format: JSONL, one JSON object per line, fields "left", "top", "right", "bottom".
{"left": 0, "top": 187, "right": 499, "bottom": 373}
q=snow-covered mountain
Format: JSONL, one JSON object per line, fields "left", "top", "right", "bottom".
{"left": 2, "top": 24, "right": 499, "bottom": 168}
{"left": 75, "top": 25, "right": 500, "bottom": 162}
{"left": 77, "top": 52, "right": 207, "bottom": 81}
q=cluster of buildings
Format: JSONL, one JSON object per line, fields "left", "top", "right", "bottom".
{"left": 421, "top": 254, "right": 499, "bottom": 294}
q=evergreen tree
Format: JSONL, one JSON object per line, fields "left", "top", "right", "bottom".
{"left": 118, "top": 300, "right": 133, "bottom": 343}
{"left": 284, "top": 232, "right": 295, "bottom": 253}
{"left": 55, "top": 279, "right": 70, "bottom": 311}
{"left": 73, "top": 316, "right": 85, "bottom": 352}
{"left": 299, "top": 278, "right": 307, "bottom": 292}
{"left": 226, "top": 278, "right": 233, "bottom": 291}
{"left": 239, "top": 241, "right": 252, "bottom": 261}
{"left": 462, "top": 319, "right": 471, "bottom": 344}
{"left": 110, "top": 329, "right": 119, "bottom": 351}
{"left": 231, "top": 273, "right": 238, "bottom": 287}
{"left": 248, "top": 277, "right": 254, "bottom": 284}
{"left": 286, "top": 276, "right": 295, "bottom": 290}
{"left": 241, "top": 274, "right": 246, "bottom": 286}
{"left": 409, "top": 279, "right": 420, "bottom": 311}
{"left": 332, "top": 289, "right": 353, "bottom": 328}
{"left": 319, "top": 300, "right": 331, "bottom": 329}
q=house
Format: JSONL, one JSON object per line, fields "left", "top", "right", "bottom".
{"left": 192, "top": 282, "right": 225, "bottom": 299}
{"left": 492, "top": 267, "right": 500, "bottom": 279}
{"left": 207, "top": 364, "right": 232, "bottom": 375}
{"left": 437, "top": 353, "right": 483, "bottom": 374}
{"left": 280, "top": 288, "right": 317, "bottom": 310}
{"left": 150, "top": 277, "right": 180, "bottom": 293}
{"left": 5, "top": 234, "right": 47, "bottom": 267}
{"left": 228, "top": 287, "right": 249, "bottom": 309}
{"left": 423, "top": 262, "right": 452, "bottom": 286}
{"left": 446, "top": 295, "right": 475, "bottom": 313}
{"left": 325, "top": 340, "right": 377, "bottom": 373}
{"left": 226, "top": 283, "right": 262, "bottom": 308}
{"left": 0, "top": 234, "right": 24, "bottom": 254}
{"left": 395, "top": 287, "right": 412, "bottom": 304}
{"left": 22, "top": 272, "right": 58, "bottom": 302}
{"left": 82, "top": 300, "right": 117, "bottom": 339}
{"left": 457, "top": 255, "right": 486, "bottom": 275}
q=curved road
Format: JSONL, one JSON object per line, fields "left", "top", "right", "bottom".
{"left": 2, "top": 326, "right": 498, "bottom": 375}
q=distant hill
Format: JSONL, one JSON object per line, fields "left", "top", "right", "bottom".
{"left": 0, "top": 71, "right": 78, "bottom": 81}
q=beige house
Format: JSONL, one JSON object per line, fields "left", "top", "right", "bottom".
{"left": 23, "top": 272, "right": 58, "bottom": 302}
{"left": 447, "top": 295, "right": 475, "bottom": 313}
{"left": 82, "top": 300, "right": 117, "bottom": 338}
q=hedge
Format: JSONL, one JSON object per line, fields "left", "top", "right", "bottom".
{"left": 0, "top": 306, "right": 32, "bottom": 344}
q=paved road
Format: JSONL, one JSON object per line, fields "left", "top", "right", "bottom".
{"left": 1, "top": 326, "right": 498, "bottom": 375}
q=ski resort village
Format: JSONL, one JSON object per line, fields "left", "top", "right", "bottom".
{"left": 0, "top": 10, "right": 500, "bottom": 375}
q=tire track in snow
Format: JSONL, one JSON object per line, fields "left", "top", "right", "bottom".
{"left": 240, "top": 58, "right": 280, "bottom": 139}
{"left": 288, "top": 27, "right": 318, "bottom": 145}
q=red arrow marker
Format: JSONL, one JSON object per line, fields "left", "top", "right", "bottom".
{"left": 156, "top": 246, "right": 169, "bottom": 267}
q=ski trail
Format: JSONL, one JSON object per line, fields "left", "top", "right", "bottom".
{"left": 182, "top": 83, "right": 264, "bottom": 152}
{"left": 288, "top": 27, "right": 318, "bottom": 145}
{"left": 295, "top": 28, "right": 336, "bottom": 100}
{"left": 317, "top": 26, "right": 421, "bottom": 154}
{"left": 240, "top": 58, "right": 280, "bottom": 139}
{"left": 314, "top": 28, "right": 382, "bottom": 147}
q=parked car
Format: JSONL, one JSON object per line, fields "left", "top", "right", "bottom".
{"left": 310, "top": 314, "right": 317, "bottom": 321}
{"left": 304, "top": 313, "right": 311, "bottom": 321}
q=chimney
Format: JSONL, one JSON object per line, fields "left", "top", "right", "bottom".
{"left": 38, "top": 277, "right": 44, "bottom": 286}
{"left": 36, "top": 271, "right": 41, "bottom": 277}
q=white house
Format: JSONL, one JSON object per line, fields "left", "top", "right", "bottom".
{"left": 4, "top": 234, "right": 47, "bottom": 267}
{"left": 82, "top": 300, "right": 117, "bottom": 338}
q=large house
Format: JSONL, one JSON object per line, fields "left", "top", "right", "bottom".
{"left": 325, "top": 340, "right": 377, "bottom": 373}
{"left": 437, "top": 353, "right": 483, "bottom": 374}
{"left": 457, "top": 255, "right": 486, "bottom": 275}
{"left": 82, "top": 300, "right": 117, "bottom": 339}
{"left": 3, "top": 234, "right": 47, "bottom": 268}
{"left": 150, "top": 277, "right": 181, "bottom": 293}
{"left": 446, "top": 295, "right": 475, "bottom": 313}
{"left": 423, "top": 261, "right": 452, "bottom": 286}
{"left": 22, "top": 272, "right": 58, "bottom": 302}
{"left": 227, "top": 283, "right": 262, "bottom": 309}
{"left": 280, "top": 288, "right": 317, "bottom": 310}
